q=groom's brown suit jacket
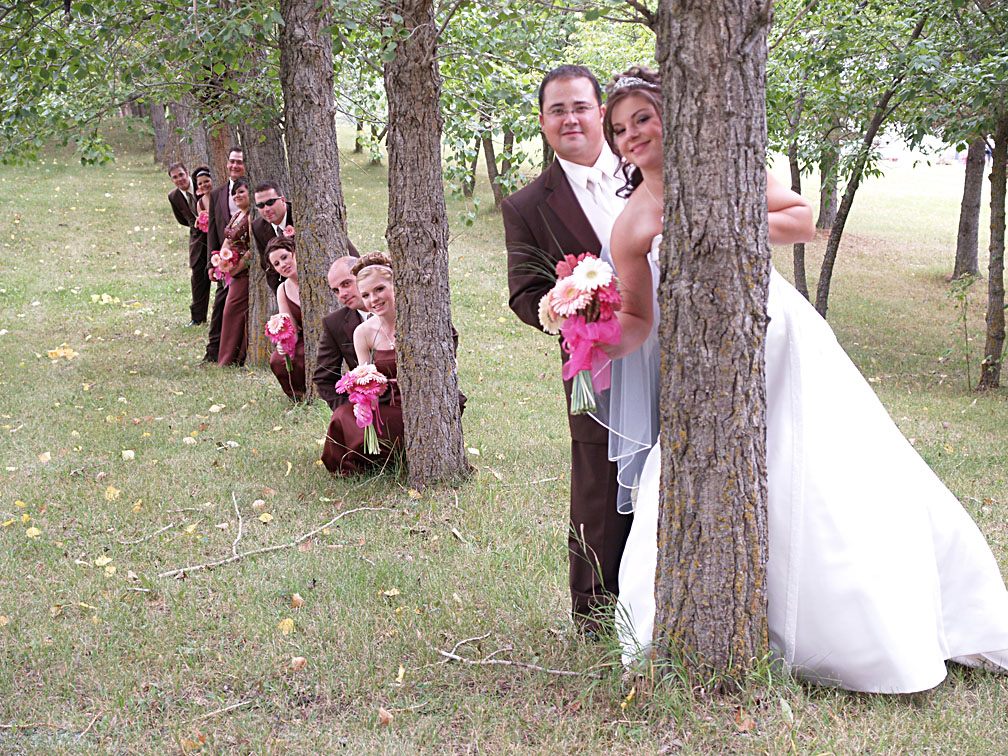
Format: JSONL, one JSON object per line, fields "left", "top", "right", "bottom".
{"left": 168, "top": 186, "right": 206, "bottom": 269}
{"left": 501, "top": 160, "right": 607, "bottom": 446}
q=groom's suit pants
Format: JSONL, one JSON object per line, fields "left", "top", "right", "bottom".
{"left": 569, "top": 439, "right": 632, "bottom": 631}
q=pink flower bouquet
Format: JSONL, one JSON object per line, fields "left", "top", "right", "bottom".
{"left": 538, "top": 253, "right": 622, "bottom": 414}
{"left": 196, "top": 211, "right": 209, "bottom": 233}
{"left": 265, "top": 313, "right": 298, "bottom": 372}
{"left": 335, "top": 364, "right": 389, "bottom": 455}
{"left": 209, "top": 247, "right": 239, "bottom": 287}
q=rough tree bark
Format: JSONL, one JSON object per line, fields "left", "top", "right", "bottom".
{"left": 816, "top": 132, "right": 839, "bottom": 230}
{"left": 355, "top": 116, "right": 365, "bottom": 154}
{"left": 150, "top": 102, "right": 170, "bottom": 167}
{"left": 165, "top": 97, "right": 210, "bottom": 171}
{"left": 653, "top": 0, "right": 771, "bottom": 685}
{"left": 207, "top": 122, "right": 239, "bottom": 183}
{"left": 978, "top": 114, "right": 1007, "bottom": 390}
{"left": 383, "top": 0, "right": 467, "bottom": 486}
{"left": 482, "top": 133, "right": 503, "bottom": 208}
{"left": 239, "top": 108, "right": 289, "bottom": 366}
{"left": 814, "top": 15, "right": 928, "bottom": 319}
{"left": 953, "top": 135, "right": 986, "bottom": 279}
{"left": 279, "top": 0, "right": 353, "bottom": 402}
{"left": 541, "top": 133, "right": 554, "bottom": 170}
{"left": 501, "top": 128, "right": 514, "bottom": 176}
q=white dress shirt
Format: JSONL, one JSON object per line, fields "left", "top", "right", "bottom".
{"left": 556, "top": 144, "right": 626, "bottom": 263}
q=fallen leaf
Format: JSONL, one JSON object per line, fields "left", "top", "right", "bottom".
{"left": 258, "top": 512, "right": 274, "bottom": 523}
{"left": 251, "top": 499, "right": 267, "bottom": 511}
{"left": 184, "top": 524, "right": 197, "bottom": 534}
{"left": 21, "top": 513, "right": 30, "bottom": 523}
{"left": 278, "top": 617, "right": 294, "bottom": 635}
{"left": 104, "top": 565, "right": 116, "bottom": 575}
{"left": 291, "top": 655, "right": 307, "bottom": 671}
{"left": 183, "top": 436, "right": 196, "bottom": 446}
{"left": 395, "top": 665, "right": 405, "bottom": 684}
{"left": 378, "top": 706, "right": 393, "bottom": 726}
{"left": 297, "top": 539, "right": 312, "bottom": 553}
{"left": 14, "top": 500, "right": 25, "bottom": 508}
{"left": 620, "top": 685, "right": 636, "bottom": 711}
{"left": 0, "top": 615, "right": 8, "bottom": 627}
{"left": 132, "top": 499, "right": 142, "bottom": 513}
{"left": 284, "top": 461, "right": 292, "bottom": 477}
{"left": 733, "top": 707, "right": 756, "bottom": 732}
{"left": 25, "top": 526, "right": 40, "bottom": 538}
{"left": 292, "top": 593, "right": 305, "bottom": 608}
{"left": 127, "top": 570, "right": 139, "bottom": 581}
{"left": 209, "top": 404, "right": 223, "bottom": 413}
{"left": 104, "top": 485, "right": 120, "bottom": 501}
{"left": 37, "top": 451, "right": 51, "bottom": 463}
{"left": 1, "top": 519, "right": 13, "bottom": 528}
{"left": 382, "top": 588, "right": 400, "bottom": 597}
{"left": 50, "top": 605, "right": 62, "bottom": 617}
{"left": 94, "top": 555, "right": 112, "bottom": 567}
{"left": 407, "top": 489, "right": 421, "bottom": 499}
{"left": 121, "top": 450, "right": 135, "bottom": 461}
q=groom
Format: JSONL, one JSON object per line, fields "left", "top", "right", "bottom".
{"left": 502, "top": 65, "right": 631, "bottom": 633}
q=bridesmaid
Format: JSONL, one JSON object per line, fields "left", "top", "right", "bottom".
{"left": 266, "top": 236, "right": 306, "bottom": 400}
{"left": 217, "top": 177, "right": 253, "bottom": 366}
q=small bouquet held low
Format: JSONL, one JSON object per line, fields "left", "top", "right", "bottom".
{"left": 335, "top": 364, "right": 389, "bottom": 455}
{"left": 538, "top": 253, "right": 622, "bottom": 414}
{"left": 209, "top": 247, "right": 240, "bottom": 287}
{"left": 196, "top": 211, "right": 209, "bottom": 233}
{"left": 265, "top": 313, "right": 298, "bottom": 372}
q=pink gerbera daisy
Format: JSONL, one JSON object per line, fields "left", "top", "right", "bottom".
{"left": 550, "top": 276, "right": 592, "bottom": 317}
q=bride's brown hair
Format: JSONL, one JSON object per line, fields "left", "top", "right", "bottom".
{"left": 602, "top": 66, "right": 661, "bottom": 198}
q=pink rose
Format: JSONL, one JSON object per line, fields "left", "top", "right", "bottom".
{"left": 283, "top": 225, "right": 295, "bottom": 238}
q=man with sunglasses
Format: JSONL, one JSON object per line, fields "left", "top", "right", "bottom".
{"left": 252, "top": 180, "right": 361, "bottom": 294}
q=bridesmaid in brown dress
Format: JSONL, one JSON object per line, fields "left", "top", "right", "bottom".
{"left": 265, "top": 236, "right": 306, "bottom": 400}
{"left": 217, "top": 177, "right": 253, "bottom": 366}
{"left": 321, "top": 253, "right": 406, "bottom": 475}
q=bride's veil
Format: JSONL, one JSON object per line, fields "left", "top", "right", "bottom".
{"left": 593, "top": 239, "right": 661, "bottom": 515}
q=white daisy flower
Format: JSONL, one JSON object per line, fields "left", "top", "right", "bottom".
{"left": 570, "top": 256, "right": 613, "bottom": 292}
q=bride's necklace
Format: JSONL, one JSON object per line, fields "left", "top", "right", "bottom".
{"left": 641, "top": 181, "right": 663, "bottom": 210}
{"left": 378, "top": 319, "right": 396, "bottom": 349}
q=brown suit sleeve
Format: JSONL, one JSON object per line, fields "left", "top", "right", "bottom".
{"left": 314, "top": 312, "right": 354, "bottom": 410}
{"left": 169, "top": 190, "right": 192, "bottom": 228}
{"left": 502, "top": 195, "right": 554, "bottom": 332}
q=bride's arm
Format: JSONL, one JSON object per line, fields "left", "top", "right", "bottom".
{"left": 767, "top": 170, "right": 815, "bottom": 244}
{"left": 353, "top": 320, "right": 374, "bottom": 366}
{"left": 605, "top": 199, "right": 660, "bottom": 359}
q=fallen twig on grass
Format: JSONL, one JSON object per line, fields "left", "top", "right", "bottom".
{"left": 117, "top": 520, "right": 185, "bottom": 546}
{"left": 231, "top": 492, "right": 243, "bottom": 558}
{"left": 157, "top": 507, "right": 390, "bottom": 579}
{"left": 74, "top": 711, "right": 103, "bottom": 741}
{"left": 433, "top": 634, "right": 601, "bottom": 679}
{"left": 185, "top": 699, "right": 254, "bottom": 724}
{"left": 1, "top": 711, "right": 102, "bottom": 736}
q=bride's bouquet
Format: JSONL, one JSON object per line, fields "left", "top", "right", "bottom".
{"left": 335, "top": 364, "right": 389, "bottom": 455}
{"left": 265, "top": 313, "right": 298, "bottom": 372}
{"left": 538, "top": 253, "right": 622, "bottom": 414}
{"left": 209, "top": 247, "right": 239, "bottom": 287}
{"left": 196, "top": 211, "right": 209, "bottom": 233}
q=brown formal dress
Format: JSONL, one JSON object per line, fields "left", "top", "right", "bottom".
{"left": 217, "top": 211, "right": 251, "bottom": 366}
{"left": 269, "top": 297, "right": 305, "bottom": 400}
{"left": 321, "top": 349, "right": 405, "bottom": 476}
{"left": 501, "top": 160, "right": 630, "bottom": 632}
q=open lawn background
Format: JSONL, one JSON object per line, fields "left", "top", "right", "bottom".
{"left": 0, "top": 125, "right": 1005, "bottom": 755}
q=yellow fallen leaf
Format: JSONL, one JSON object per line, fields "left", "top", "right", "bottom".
{"left": 184, "top": 524, "right": 197, "bottom": 534}
{"left": 209, "top": 404, "right": 222, "bottom": 413}
{"left": 132, "top": 499, "right": 142, "bottom": 513}
{"left": 121, "top": 450, "right": 135, "bottom": 461}
{"left": 407, "top": 489, "right": 421, "bottom": 499}
{"left": 50, "top": 605, "right": 62, "bottom": 617}
{"left": 94, "top": 555, "right": 112, "bottom": 567}
{"left": 291, "top": 593, "right": 305, "bottom": 608}
{"left": 284, "top": 461, "right": 292, "bottom": 477}
{"left": 183, "top": 436, "right": 196, "bottom": 446}
{"left": 104, "top": 565, "right": 116, "bottom": 575}
{"left": 382, "top": 588, "right": 400, "bottom": 597}
{"left": 37, "top": 451, "right": 51, "bottom": 463}
{"left": 104, "top": 485, "right": 120, "bottom": 501}
{"left": 25, "top": 526, "right": 40, "bottom": 538}
{"left": 378, "top": 706, "right": 393, "bottom": 726}
{"left": 1, "top": 519, "right": 13, "bottom": 528}
{"left": 21, "top": 513, "right": 30, "bottom": 523}
{"left": 14, "top": 500, "right": 25, "bottom": 508}
{"left": 278, "top": 617, "right": 294, "bottom": 635}
{"left": 0, "top": 615, "right": 8, "bottom": 627}
{"left": 291, "top": 655, "right": 307, "bottom": 671}
{"left": 258, "top": 513, "right": 274, "bottom": 523}
{"left": 395, "top": 665, "right": 405, "bottom": 684}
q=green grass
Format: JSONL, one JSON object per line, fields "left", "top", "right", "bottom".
{"left": 0, "top": 124, "right": 1006, "bottom": 755}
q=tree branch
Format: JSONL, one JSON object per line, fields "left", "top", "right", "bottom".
{"left": 769, "top": 0, "right": 819, "bottom": 52}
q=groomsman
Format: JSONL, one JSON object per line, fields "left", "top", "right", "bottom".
{"left": 313, "top": 256, "right": 366, "bottom": 410}
{"left": 501, "top": 65, "right": 630, "bottom": 634}
{"left": 202, "top": 146, "right": 246, "bottom": 363}
{"left": 167, "top": 162, "right": 210, "bottom": 326}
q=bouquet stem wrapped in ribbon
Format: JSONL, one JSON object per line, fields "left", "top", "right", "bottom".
{"left": 538, "top": 253, "right": 622, "bottom": 414}
{"left": 335, "top": 364, "right": 389, "bottom": 455}
{"left": 265, "top": 313, "right": 298, "bottom": 372}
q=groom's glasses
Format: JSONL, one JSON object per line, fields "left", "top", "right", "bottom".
{"left": 544, "top": 104, "right": 597, "bottom": 119}
{"left": 255, "top": 197, "right": 283, "bottom": 209}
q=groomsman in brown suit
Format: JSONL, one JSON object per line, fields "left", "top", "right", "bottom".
{"left": 501, "top": 65, "right": 631, "bottom": 634}
{"left": 313, "top": 256, "right": 365, "bottom": 410}
{"left": 251, "top": 180, "right": 361, "bottom": 294}
{"left": 167, "top": 162, "right": 210, "bottom": 326}
{"left": 202, "top": 146, "right": 246, "bottom": 363}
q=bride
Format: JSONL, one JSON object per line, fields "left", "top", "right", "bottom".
{"left": 602, "top": 67, "right": 1008, "bottom": 693}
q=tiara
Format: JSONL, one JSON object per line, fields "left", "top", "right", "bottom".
{"left": 612, "top": 76, "right": 657, "bottom": 91}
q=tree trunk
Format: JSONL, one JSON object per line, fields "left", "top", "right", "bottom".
{"left": 207, "top": 122, "right": 239, "bottom": 184}
{"left": 542, "top": 133, "right": 554, "bottom": 170}
{"left": 355, "top": 116, "right": 364, "bottom": 153}
{"left": 369, "top": 124, "right": 383, "bottom": 166}
{"left": 814, "top": 14, "right": 928, "bottom": 319}
{"left": 482, "top": 133, "right": 503, "bottom": 208}
{"left": 817, "top": 132, "right": 839, "bottom": 230}
{"left": 165, "top": 97, "right": 209, "bottom": 171}
{"left": 787, "top": 85, "right": 809, "bottom": 299}
{"left": 953, "top": 135, "right": 986, "bottom": 279}
{"left": 239, "top": 111, "right": 289, "bottom": 366}
{"left": 383, "top": 0, "right": 467, "bottom": 486}
{"left": 501, "top": 128, "right": 514, "bottom": 176}
{"left": 652, "top": 0, "right": 771, "bottom": 687}
{"left": 279, "top": 0, "right": 353, "bottom": 403}
{"left": 463, "top": 136, "right": 479, "bottom": 198}
{"left": 150, "top": 101, "right": 170, "bottom": 167}
{"left": 978, "top": 114, "right": 1007, "bottom": 390}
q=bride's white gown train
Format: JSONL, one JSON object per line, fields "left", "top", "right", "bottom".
{"left": 616, "top": 266, "right": 1008, "bottom": 693}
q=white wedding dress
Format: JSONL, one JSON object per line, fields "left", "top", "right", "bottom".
{"left": 616, "top": 239, "right": 1008, "bottom": 693}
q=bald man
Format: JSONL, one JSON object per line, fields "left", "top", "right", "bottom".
{"left": 313, "top": 256, "right": 368, "bottom": 410}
